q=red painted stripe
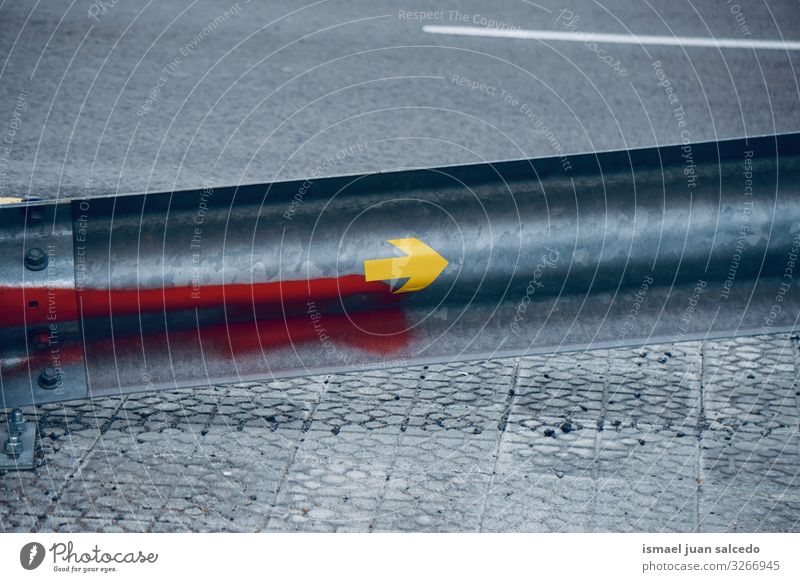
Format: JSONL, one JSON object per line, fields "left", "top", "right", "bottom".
{"left": 216, "top": 308, "right": 410, "bottom": 357}
{"left": 0, "top": 275, "right": 394, "bottom": 328}
{"left": 0, "top": 287, "right": 79, "bottom": 328}
{"left": 1, "top": 306, "right": 409, "bottom": 381}
{"left": 1, "top": 274, "right": 410, "bottom": 380}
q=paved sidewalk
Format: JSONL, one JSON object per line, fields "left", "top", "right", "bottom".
{"left": 1, "top": 335, "right": 798, "bottom": 532}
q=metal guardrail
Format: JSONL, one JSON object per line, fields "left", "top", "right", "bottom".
{"left": 2, "top": 132, "right": 800, "bottom": 467}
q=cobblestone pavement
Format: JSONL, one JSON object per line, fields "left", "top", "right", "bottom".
{"left": 1, "top": 334, "right": 799, "bottom": 532}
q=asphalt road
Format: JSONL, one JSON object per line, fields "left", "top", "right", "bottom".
{"left": 1, "top": 0, "right": 799, "bottom": 198}
{"left": 1, "top": 0, "right": 799, "bottom": 532}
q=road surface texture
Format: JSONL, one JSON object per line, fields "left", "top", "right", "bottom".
{"left": 1, "top": 0, "right": 800, "bottom": 531}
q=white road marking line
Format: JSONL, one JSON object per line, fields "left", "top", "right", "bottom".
{"left": 422, "top": 25, "right": 800, "bottom": 51}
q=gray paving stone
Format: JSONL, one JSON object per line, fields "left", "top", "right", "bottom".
{"left": 482, "top": 472, "right": 596, "bottom": 532}
{"left": 595, "top": 428, "right": 699, "bottom": 532}
{"left": 1, "top": 334, "right": 798, "bottom": 532}
{"left": 701, "top": 428, "right": 799, "bottom": 493}
{"left": 55, "top": 477, "right": 170, "bottom": 523}
{"left": 482, "top": 425, "right": 596, "bottom": 532}
{"left": 0, "top": 512, "right": 38, "bottom": 532}
{"left": 226, "top": 375, "right": 328, "bottom": 403}
{"left": 391, "top": 430, "right": 498, "bottom": 477}
{"left": 267, "top": 428, "right": 396, "bottom": 532}
{"left": 515, "top": 351, "right": 607, "bottom": 424}
{"left": 606, "top": 343, "right": 701, "bottom": 431}
{"left": 40, "top": 515, "right": 150, "bottom": 533}
{"left": 493, "top": 423, "right": 597, "bottom": 481}
{"left": 159, "top": 481, "right": 270, "bottom": 532}
{"left": 703, "top": 336, "right": 799, "bottom": 432}
{"left": 372, "top": 473, "right": 490, "bottom": 532}
{"left": 699, "top": 490, "right": 800, "bottom": 532}
{"left": 310, "top": 373, "right": 416, "bottom": 432}
{"left": 699, "top": 427, "right": 800, "bottom": 532}
{"left": 403, "top": 361, "right": 515, "bottom": 434}
{"left": 194, "top": 426, "right": 303, "bottom": 504}
{"left": 370, "top": 430, "right": 495, "bottom": 532}
{"left": 37, "top": 429, "right": 99, "bottom": 479}
{"left": 2, "top": 466, "right": 62, "bottom": 507}
{"left": 209, "top": 396, "right": 313, "bottom": 432}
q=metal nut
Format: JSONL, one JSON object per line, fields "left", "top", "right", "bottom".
{"left": 24, "top": 247, "right": 48, "bottom": 271}
{"left": 37, "top": 367, "right": 61, "bottom": 389}
{"left": 3, "top": 434, "right": 22, "bottom": 457}
{"left": 8, "top": 409, "right": 25, "bottom": 435}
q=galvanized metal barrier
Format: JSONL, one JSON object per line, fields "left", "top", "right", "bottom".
{"left": 2, "top": 133, "right": 800, "bottom": 467}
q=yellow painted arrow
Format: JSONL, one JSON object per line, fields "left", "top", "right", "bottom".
{"left": 364, "top": 238, "right": 448, "bottom": 293}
